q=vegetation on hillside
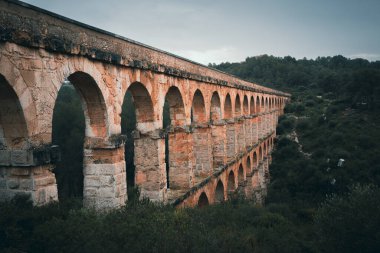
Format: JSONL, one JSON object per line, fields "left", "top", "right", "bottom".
{"left": 1, "top": 55, "right": 380, "bottom": 252}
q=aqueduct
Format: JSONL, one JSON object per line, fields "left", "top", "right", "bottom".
{"left": 0, "top": 0, "right": 290, "bottom": 209}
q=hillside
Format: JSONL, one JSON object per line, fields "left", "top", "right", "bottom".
{"left": 1, "top": 55, "right": 380, "bottom": 253}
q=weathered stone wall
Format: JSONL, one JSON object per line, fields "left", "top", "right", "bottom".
{"left": 0, "top": 1, "right": 290, "bottom": 209}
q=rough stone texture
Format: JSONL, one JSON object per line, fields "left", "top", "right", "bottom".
{"left": 134, "top": 136, "right": 166, "bottom": 201}
{"left": 226, "top": 123, "right": 236, "bottom": 162}
{"left": 83, "top": 146, "right": 126, "bottom": 209}
{"left": 0, "top": 164, "right": 57, "bottom": 205}
{"left": 0, "top": 1, "right": 289, "bottom": 209}
{"left": 192, "top": 127, "right": 212, "bottom": 185}
{"left": 211, "top": 124, "right": 226, "bottom": 169}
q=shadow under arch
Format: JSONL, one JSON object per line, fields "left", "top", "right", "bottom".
{"left": 227, "top": 170, "right": 235, "bottom": 193}
{"left": 210, "top": 91, "right": 221, "bottom": 122}
{"left": 163, "top": 86, "right": 191, "bottom": 200}
{"left": 215, "top": 180, "right": 224, "bottom": 203}
{"left": 198, "top": 192, "right": 209, "bottom": 208}
{"left": 68, "top": 71, "right": 108, "bottom": 138}
{"left": 0, "top": 74, "right": 28, "bottom": 150}
{"left": 191, "top": 89, "right": 206, "bottom": 123}
{"left": 121, "top": 82, "right": 155, "bottom": 199}
{"left": 52, "top": 71, "right": 111, "bottom": 204}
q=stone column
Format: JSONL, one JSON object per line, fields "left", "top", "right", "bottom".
{"left": 236, "top": 118, "right": 245, "bottom": 153}
{"left": 192, "top": 125, "right": 213, "bottom": 185}
{"left": 252, "top": 116, "right": 258, "bottom": 145}
{"left": 0, "top": 146, "right": 58, "bottom": 205}
{"left": 134, "top": 131, "right": 166, "bottom": 202}
{"left": 211, "top": 121, "right": 227, "bottom": 170}
{"left": 83, "top": 137, "right": 127, "bottom": 210}
{"left": 226, "top": 120, "right": 236, "bottom": 162}
{"left": 258, "top": 115, "right": 263, "bottom": 140}
{"left": 167, "top": 128, "right": 194, "bottom": 202}
{"left": 245, "top": 116, "right": 252, "bottom": 148}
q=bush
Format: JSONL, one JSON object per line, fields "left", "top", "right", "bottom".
{"left": 296, "top": 119, "right": 311, "bottom": 131}
{"left": 315, "top": 185, "right": 380, "bottom": 253}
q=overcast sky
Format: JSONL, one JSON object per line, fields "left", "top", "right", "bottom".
{"left": 22, "top": 0, "right": 380, "bottom": 64}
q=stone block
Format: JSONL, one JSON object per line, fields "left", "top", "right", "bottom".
{"left": 8, "top": 179, "right": 19, "bottom": 189}
{"left": 84, "top": 176, "right": 101, "bottom": 188}
{"left": 98, "top": 187, "right": 115, "bottom": 198}
{"left": 11, "top": 150, "right": 31, "bottom": 166}
{"left": 0, "top": 179, "right": 6, "bottom": 189}
{"left": 10, "top": 167, "right": 30, "bottom": 176}
{"left": 0, "top": 150, "right": 11, "bottom": 166}
{"left": 19, "top": 178, "right": 34, "bottom": 190}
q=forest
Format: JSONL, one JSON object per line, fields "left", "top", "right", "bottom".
{"left": 1, "top": 55, "right": 380, "bottom": 253}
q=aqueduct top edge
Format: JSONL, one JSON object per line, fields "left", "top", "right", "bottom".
{"left": 0, "top": 0, "right": 290, "bottom": 97}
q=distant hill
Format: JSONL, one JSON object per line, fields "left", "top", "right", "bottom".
{"left": 210, "top": 55, "right": 380, "bottom": 110}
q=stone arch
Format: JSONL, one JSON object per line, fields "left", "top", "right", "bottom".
{"left": 51, "top": 71, "right": 110, "bottom": 206}
{"left": 256, "top": 96, "right": 261, "bottom": 113}
{"left": 215, "top": 180, "right": 225, "bottom": 203}
{"left": 264, "top": 142, "right": 267, "bottom": 155}
{"left": 227, "top": 170, "right": 235, "bottom": 192}
{"left": 253, "top": 152, "right": 258, "bottom": 167}
{"left": 52, "top": 80, "right": 85, "bottom": 199}
{"left": 224, "top": 93, "right": 232, "bottom": 119}
{"left": 164, "top": 86, "right": 191, "bottom": 197}
{"left": 164, "top": 86, "right": 186, "bottom": 126}
{"left": 68, "top": 71, "right": 108, "bottom": 138}
{"left": 126, "top": 82, "right": 154, "bottom": 125}
{"left": 238, "top": 164, "right": 244, "bottom": 185}
{"left": 123, "top": 82, "right": 156, "bottom": 198}
{"left": 0, "top": 74, "right": 28, "bottom": 150}
{"left": 192, "top": 89, "right": 212, "bottom": 184}
{"left": 246, "top": 155, "right": 251, "bottom": 174}
{"left": 261, "top": 97, "right": 265, "bottom": 112}
{"left": 265, "top": 97, "right": 269, "bottom": 112}
{"left": 243, "top": 95, "right": 249, "bottom": 115}
{"left": 198, "top": 192, "right": 209, "bottom": 207}
{"left": 210, "top": 91, "right": 221, "bottom": 122}
{"left": 259, "top": 146, "right": 263, "bottom": 160}
{"left": 235, "top": 94, "right": 241, "bottom": 117}
{"left": 191, "top": 89, "right": 206, "bottom": 123}
{"left": 250, "top": 96, "right": 255, "bottom": 114}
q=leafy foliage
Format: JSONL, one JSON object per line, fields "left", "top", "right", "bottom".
{"left": 4, "top": 55, "right": 380, "bottom": 252}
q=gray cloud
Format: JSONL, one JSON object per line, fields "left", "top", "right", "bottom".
{"left": 23, "top": 0, "right": 380, "bottom": 64}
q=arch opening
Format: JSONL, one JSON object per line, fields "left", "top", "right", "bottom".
{"left": 0, "top": 74, "right": 28, "bottom": 150}
{"left": 238, "top": 164, "right": 244, "bottom": 185}
{"left": 68, "top": 72, "right": 107, "bottom": 138}
{"left": 243, "top": 95, "right": 249, "bottom": 115}
{"left": 224, "top": 94, "right": 232, "bottom": 119}
{"left": 121, "top": 91, "right": 137, "bottom": 196}
{"left": 246, "top": 156, "right": 251, "bottom": 174}
{"left": 191, "top": 89, "right": 206, "bottom": 123}
{"left": 122, "top": 82, "right": 155, "bottom": 198}
{"left": 165, "top": 87, "right": 186, "bottom": 127}
{"left": 235, "top": 94, "right": 241, "bottom": 117}
{"left": 215, "top": 180, "right": 224, "bottom": 203}
{"left": 198, "top": 192, "right": 209, "bottom": 208}
{"left": 164, "top": 86, "right": 189, "bottom": 193}
{"left": 259, "top": 147, "right": 263, "bottom": 160}
{"left": 52, "top": 81, "right": 85, "bottom": 199}
{"left": 253, "top": 152, "right": 258, "bottom": 167}
{"left": 256, "top": 96, "right": 260, "bottom": 113}
{"left": 210, "top": 91, "right": 221, "bottom": 122}
{"left": 228, "top": 171, "right": 235, "bottom": 192}
{"left": 250, "top": 96, "right": 255, "bottom": 114}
